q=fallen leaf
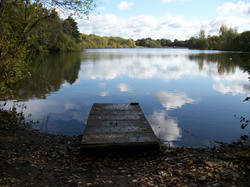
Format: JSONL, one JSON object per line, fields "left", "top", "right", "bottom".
{"left": 198, "top": 176, "right": 206, "bottom": 181}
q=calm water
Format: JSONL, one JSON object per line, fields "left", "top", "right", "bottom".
{"left": 3, "top": 48, "right": 250, "bottom": 147}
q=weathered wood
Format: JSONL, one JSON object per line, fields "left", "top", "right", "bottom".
{"left": 81, "top": 103, "right": 159, "bottom": 151}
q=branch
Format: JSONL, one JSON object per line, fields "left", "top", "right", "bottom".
{"left": 24, "top": 14, "right": 52, "bottom": 36}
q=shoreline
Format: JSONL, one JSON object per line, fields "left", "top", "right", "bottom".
{"left": 1, "top": 127, "right": 250, "bottom": 186}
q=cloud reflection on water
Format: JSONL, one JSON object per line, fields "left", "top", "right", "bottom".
{"left": 117, "top": 83, "right": 132, "bottom": 92}
{"left": 149, "top": 91, "right": 197, "bottom": 146}
{"left": 147, "top": 110, "right": 181, "bottom": 146}
{"left": 100, "top": 91, "right": 109, "bottom": 97}
{"left": 213, "top": 82, "right": 247, "bottom": 96}
{"left": 155, "top": 91, "right": 197, "bottom": 110}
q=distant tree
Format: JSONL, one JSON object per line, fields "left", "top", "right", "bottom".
{"left": 187, "top": 33, "right": 208, "bottom": 50}
{"left": 161, "top": 38, "right": 172, "bottom": 47}
{"left": 80, "top": 34, "right": 136, "bottom": 49}
{"left": 145, "top": 38, "right": 160, "bottom": 48}
{"left": 136, "top": 39, "right": 146, "bottom": 46}
{"left": 207, "top": 35, "right": 219, "bottom": 50}
{"left": 219, "top": 25, "right": 228, "bottom": 37}
{"left": 199, "top": 29, "right": 206, "bottom": 40}
{"left": 198, "top": 29, "right": 208, "bottom": 49}
{"left": 218, "top": 25, "right": 238, "bottom": 50}
{"left": 236, "top": 31, "right": 250, "bottom": 52}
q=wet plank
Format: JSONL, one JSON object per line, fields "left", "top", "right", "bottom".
{"left": 81, "top": 103, "right": 159, "bottom": 151}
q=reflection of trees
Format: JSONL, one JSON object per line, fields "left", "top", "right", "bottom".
{"left": 81, "top": 49, "right": 172, "bottom": 64}
{"left": 14, "top": 52, "right": 81, "bottom": 100}
{"left": 188, "top": 53, "right": 250, "bottom": 75}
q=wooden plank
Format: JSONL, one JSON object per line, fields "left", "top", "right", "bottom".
{"left": 84, "top": 126, "right": 153, "bottom": 134}
{"left": 81, "top": 133, "right": 157, "bottom": 144}
{"left": 87, "top": 114, "right": 143, "bottom": 121}
{"left": 86, "top": 120, "right": 150, "bottom": 127}
{"left": 81, "top": 103, "right": 159, "bottom": 151}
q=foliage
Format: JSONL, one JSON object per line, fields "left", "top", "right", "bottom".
{"left": 136, "top": 38, "right": 164, "bottom": 48}
{"left": 0, "top": 0, "right": 96, "bottom": 98}
{"left": 217, "top": 25, "right": 239, "bottom": 51}
{"left": 0, "top": 103, "right": 38, "bottom": 129}
{"left": 81, "top": 34, "right": 136, "bottom": 49}
{"left": 235, "top": 114, "right": 249, "bottom": 144}
{"left": 238, "top": 116, "right": 249, "bottom": 130}
{"left": 63, "top": 16, "right": 80, "bottom": 42}
{"left": 44, "top": 0, "right": 97, "bottom": 17}
{"left": 236, "top": 31, "right": 250, "bottom": 52}
{"left": 31, "top": 15, "right": 81, "bottom": 53}
{"left": 0, "top": 0, "right": 43, "bottom": 98}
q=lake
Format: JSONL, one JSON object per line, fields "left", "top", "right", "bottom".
{"left": 3, "top": 48, "right": 250, "bottom": 147}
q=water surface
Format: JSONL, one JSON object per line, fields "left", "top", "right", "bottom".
{"left": 4, "top": 49, "right": 250, "bottom": 147}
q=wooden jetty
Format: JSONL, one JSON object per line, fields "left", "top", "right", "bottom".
{"left": 81, "top": 103, "right": 159, "bottom": 151}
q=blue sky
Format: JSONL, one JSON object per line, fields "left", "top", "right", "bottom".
{"left": 73, "top": 0, "right": 250, "bottom": 41}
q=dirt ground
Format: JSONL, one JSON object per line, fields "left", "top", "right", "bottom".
{"left": 0, "top": 127, "right": 250, "bottom": 186}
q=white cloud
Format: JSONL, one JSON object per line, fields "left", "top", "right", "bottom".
{"left": 77, "top": 13, "right": 196, "bottom": 40}
{"left": 117, "top": 1, "right": 133, "bottom": 10}
{"left": 117, "top": 83, "right": 132, "bottom": 92}
{"left": 147, "top": 110, "right": 181, "bottom": 146}
{"left": 205, "top": 15, "right": 250, "bottom": 36}
{"left": 77, "top": 11, "right": 250, "bottom": 41}
{"left": 217, "top": 1, "right": 250, "bottom": 16}
{"left": 78, "top": 14, "right": 123, "bottom": 38}
{"left": 155, "top": 91, "right": 196, "bottom": 110}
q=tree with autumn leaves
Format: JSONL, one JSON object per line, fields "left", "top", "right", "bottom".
{"left": 0, "top": 0, "right": 96, "bottom": 98}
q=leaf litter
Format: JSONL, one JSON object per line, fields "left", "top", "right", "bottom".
{"left": 0, "top": 127, "right": 249, "bottom": 186}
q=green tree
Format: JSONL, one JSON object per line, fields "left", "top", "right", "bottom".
{"left": 63, "top": 16, "right": 80, "bottom": 42}
{"left": 0, "top": 0, "right": 97, "bottom": 97}
{"left": 219, "top": 25, "right": 228, "bottom": 37}
{"left": 237, "top": 31, "right": 250, "bottom": 52}
{"left": 207, "top": 35, "right": 219, "bottom": 50}
{"left": 80, "top": 34, "right": 136, "bottom": 49}
{"left": 0, "top": 0, "right": 50, "bottom": 97}
{"left": 197, "top": 29, "right": 208, "bottom": 49}
{"left": 199, "top": 29, "right": 205, "bottom": 40}
{"left": 161, "top": 38, "right": 172, "bottom": 47}
{"left": 218, "top": 25, "right": 238, "bottom": 50}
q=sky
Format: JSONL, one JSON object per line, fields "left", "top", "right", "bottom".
{"left": 72, "top": 0, "right": 250, "bottom": 41}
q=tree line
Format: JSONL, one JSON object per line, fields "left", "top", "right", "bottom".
{"left": 136, "top": 25, "right": 250, "bottom": 52}
{"left": 81, "top": 34, "right": 136, "bottom": 49}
